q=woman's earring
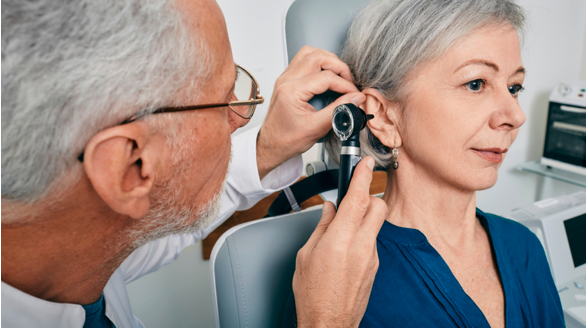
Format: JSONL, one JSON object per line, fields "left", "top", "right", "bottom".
{"left": 392, "top": 143, "right": 399, "bottom": 170}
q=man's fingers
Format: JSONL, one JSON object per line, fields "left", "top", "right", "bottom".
{"left": 344, "top": 156, "right": 375, "bottom": 202}
{"left": 312, "top": 56, "right": 354, "bottom": 83}
{"left": 288, "top": 45, "right": 317, "bottom": 67}
{"left": 288, "top": 46, "right": 339, "bottom": 68}
{"left": 296, "top": 70, "right": 359, "bottom": 102}
{"left": 307, "top": 47, "right": 338, "bottom": 59}
{"left": 302, "top": 201, "right": 337, "bottom": 251}
{"left": 312, "top": 92, "right": 366, "bottom": 131}
{"left": 329, "top": 157, "right": 375, "bottom": 230}
{"left": 286, "top": 47, "right": 354, "bottom": 83}
{"left": 358, "top": 196, "right": 388, "bottom": 239}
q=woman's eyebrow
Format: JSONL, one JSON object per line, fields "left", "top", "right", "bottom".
{"left": 455, "top": 60, "right": 526, "bottom": 76}
{"left": 455, "top": 59, "right": 499, "bottom": 73}
{"left": 514, "top": 67, "right": 526, "bottom": 75}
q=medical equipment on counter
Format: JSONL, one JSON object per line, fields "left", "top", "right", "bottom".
{"left": 541, "top": 82, "right": 586, "bottom": 175}
{"left": 558, "top": 275, "right": 586, "bottom": 328}
{"left": 505, "top": 191, "right": 586, "bottom": 328}
{"left": 332, "top": 103, "right": 373, "bottom": 207}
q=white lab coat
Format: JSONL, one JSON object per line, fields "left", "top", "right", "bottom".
{"left": 1, "top": 126, "right": 303, "bottom": 328}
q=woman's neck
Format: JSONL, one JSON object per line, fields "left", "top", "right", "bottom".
{"left": 382, "top": 162, "right": 480, "bottom": 250}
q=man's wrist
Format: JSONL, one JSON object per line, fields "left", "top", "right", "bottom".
{"left": 297, "top": 322, "right": 328, "bottom": 328}
{"left": 296, "top": 317, "right": 328, "bottom": 328}
{"left": 256, "top": 128, "right": 284, "bottom": 180}
{"left": 297, "top": 315, "right": 347, "bottom": 328}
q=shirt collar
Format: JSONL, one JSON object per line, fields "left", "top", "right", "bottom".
{"left": 2, "top": 281, "right": 86, "bottom": 328}
{"left": 377, "top": 208, "right": 490, "bottom": 245}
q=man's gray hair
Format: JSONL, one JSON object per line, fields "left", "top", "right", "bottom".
{"left": 325, "top": 0, "right": 526, "bottom": 169}
{"left": 2, "top": 0, "right": 209, "bottom": 202}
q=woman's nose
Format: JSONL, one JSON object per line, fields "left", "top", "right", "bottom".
{"left": 488, "top": 88, "right": 526, "bottom": 131}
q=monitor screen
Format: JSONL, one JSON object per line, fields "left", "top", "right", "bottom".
{"left": 564, "top": 214, "right": 586, "bottom": 268}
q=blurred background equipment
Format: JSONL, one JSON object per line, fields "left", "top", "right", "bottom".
{"left": 506, "top": 191, "right": 586, "bottom": 328}
{"left": 541, "top": 82, "right": 586, "bottom": 175}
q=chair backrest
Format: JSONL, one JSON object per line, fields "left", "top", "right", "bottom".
{"left": 285, "top": 0, "right": 371, "bottom": 111}
{"left": 210, "top": 207, "right": 322, "bottom": 327}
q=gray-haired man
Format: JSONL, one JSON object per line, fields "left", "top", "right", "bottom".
{"left": 1, "top": 0, "right": 387, "bottom": 327}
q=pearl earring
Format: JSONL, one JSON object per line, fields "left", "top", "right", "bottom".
{"left": 392, "top": 143, "right": 399, "bottom": 170}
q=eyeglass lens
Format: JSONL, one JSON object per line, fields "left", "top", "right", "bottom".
{"left": 229, "top": 67, "right": 257, "bottom": 117}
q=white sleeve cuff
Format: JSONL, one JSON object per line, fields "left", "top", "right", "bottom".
{"left": 229, "top": 125, "right": 303, "bottom": 197}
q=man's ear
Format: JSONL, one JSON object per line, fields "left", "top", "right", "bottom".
{"left": 361, "top": 88, "right": 402, "bottom": 148}
{"left": 83, "top": 123, "right": 159, "bottom": 219}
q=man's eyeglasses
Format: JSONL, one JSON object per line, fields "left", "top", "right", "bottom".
{"left": 78, "top": 64, "right": 263, "bottom": 162}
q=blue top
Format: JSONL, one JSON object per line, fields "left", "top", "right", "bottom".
{"left": 82, "top": 294, "right": 116, "bottom": 328}
{"left": 283, "top": 209, "right": 565, "bottom": 327}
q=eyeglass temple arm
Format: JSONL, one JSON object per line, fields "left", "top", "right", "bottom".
{"left": 78, "top": 96, "right": 264, "bottom": 162}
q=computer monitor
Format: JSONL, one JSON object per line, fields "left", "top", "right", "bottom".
{"left": 505, "top": 191, "right": 586, "bottom": 285}
{"left": 564, "top": 213, "right": 586, "bottom": 269}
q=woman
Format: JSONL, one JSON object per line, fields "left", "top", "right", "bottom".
{"left": 284, "top": 0, "right": 565, "bottom": 327}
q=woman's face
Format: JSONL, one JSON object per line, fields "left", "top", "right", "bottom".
{"left": 387, "top": 24, "right": 526, "bottom": 191}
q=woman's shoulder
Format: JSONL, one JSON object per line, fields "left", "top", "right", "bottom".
{"left": 476, "top": 208, "right": 544, "bottom": 253}
{"left": 477, "top": 208, "right": 530, "bottom": 231}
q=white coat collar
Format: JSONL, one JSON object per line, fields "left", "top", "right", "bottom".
{"left": 1, "top": 281, "right": 86, "bottom": 327}
{"left": 1, "top": 268, "right": 142, "bottom": 328}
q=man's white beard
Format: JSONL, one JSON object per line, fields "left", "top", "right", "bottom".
{"left": 126, "top": 161, "right": 228, "bottom": 251}
{"left": 129, "top": 183, "right": 224, "bottom": 250}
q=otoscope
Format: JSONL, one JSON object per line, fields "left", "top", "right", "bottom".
{"left": 332, "top": 103, "right": 374, "bottom": 208}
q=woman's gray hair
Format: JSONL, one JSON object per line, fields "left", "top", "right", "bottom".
{"left": 325, "top": 0, "right": 526, "bottom": 169}
{"left": 2, "top": 0, "right": 210, "bottom": 202}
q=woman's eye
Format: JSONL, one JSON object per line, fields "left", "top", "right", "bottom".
{"left": 508, "top": 84, "right": 524, "bottom": 96}
{"left": 465, "top": 79, "right": 484, "bottom": 91}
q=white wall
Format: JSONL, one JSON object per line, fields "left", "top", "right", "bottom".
{"left": 127, "top": 1, "right": 586, "bottom": 327}
{"left": 476, "top": 0, "right": 586, "bottom": 215}
{"left": 221, "top": 0, "right": 296, "bottom": 136}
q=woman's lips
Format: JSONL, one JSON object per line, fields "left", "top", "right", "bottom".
{"left": 472, "top": 148, "right": 508, "bottom": 163}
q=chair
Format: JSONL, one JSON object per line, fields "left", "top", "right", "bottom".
{"left": 210, "top": 207, "right": 322, "bottom": 327}
{"left": 210, "top": 0, "right": 370, "bottom": 326}
{"left": 285, "top": 0, "right": 371, "bottom": 111}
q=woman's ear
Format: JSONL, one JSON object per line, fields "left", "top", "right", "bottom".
{"left": 83, "top": 122, "right": 160, "bottom": 219}
{"left": 361, "top": 88, "right": 402, "bottom": 148}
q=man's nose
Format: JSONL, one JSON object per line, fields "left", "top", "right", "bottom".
{"left": 488, "top": 88, "right": 526, "bottom": 131}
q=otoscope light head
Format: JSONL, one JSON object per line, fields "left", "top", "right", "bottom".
{"left": 332, "top": 103, "right": 374, "bottom": 141}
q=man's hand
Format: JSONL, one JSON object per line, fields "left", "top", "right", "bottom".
{"left": 293, "top": 157, "right": 387, "bottom": 328}
{"left": 256, "top": 46, "right": 366, "bottom": 179}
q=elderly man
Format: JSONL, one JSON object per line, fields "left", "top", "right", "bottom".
{"left": 2, "top": 0, "right": 387, "bottom": 327}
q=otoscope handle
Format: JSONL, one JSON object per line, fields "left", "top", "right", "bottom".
{"left": 337, "top": 155, "right": 361, "bottom": 208}
{"left": 337, "top": 135, "right": 362, "bottom": 208}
